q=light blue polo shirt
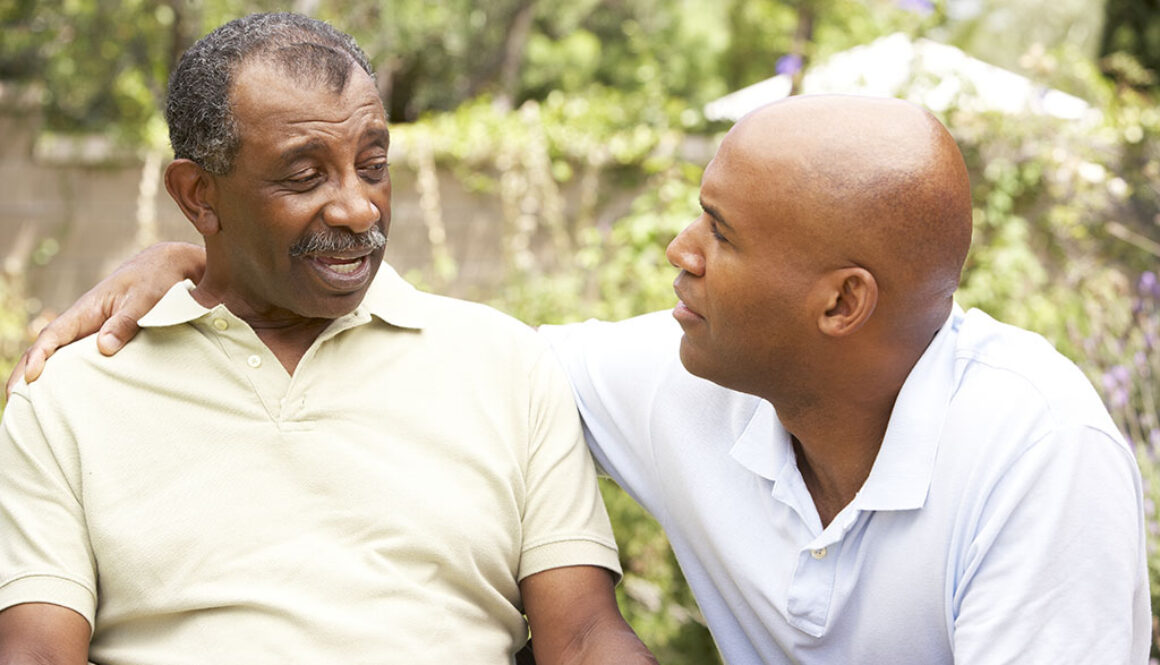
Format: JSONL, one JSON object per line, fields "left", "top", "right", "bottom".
{"left": 542, "top": 306, "right": 1149, "bottom": 665}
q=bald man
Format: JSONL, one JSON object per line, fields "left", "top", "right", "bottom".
{"left": 7, "top": 95, "right": 1150, "bottom": 664}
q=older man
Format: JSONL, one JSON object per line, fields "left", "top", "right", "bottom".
{"left": 0, "top": 13, "right": 655, "bottom": 665}
{"left": 7, "top": 95, "right": 1150, "bottom": 662}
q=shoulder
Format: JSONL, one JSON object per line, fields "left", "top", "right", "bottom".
{"left": 540, "top": 311, "right": 753, "bottom": 414}
{"left": 946, "top": 308, "right": 1128, "bottom": 459}
{"left": 406, "top": 291, "right": 551, "bottom": 373}
{"left": 365, "top": 265, "right": 541, "bottom": 349}
{"left": 414, "top": 290, "right": 538, "bottom": 341}
{"left": 15, "top": 311, "right": 203, "bottom": 414}
{"left": 15, "top": 332, "right": 108, "bottom": 404}
{"left": 539, "top": 310, "right": 683, "bottom": 375}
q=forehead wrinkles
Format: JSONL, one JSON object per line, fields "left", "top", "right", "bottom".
{"left": 231, "top": 66, "right": 385, "bottom": 152}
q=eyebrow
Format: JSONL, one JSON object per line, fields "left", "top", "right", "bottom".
{"left": 279, "top": 139, "right": 324, "bottom": 164}
{"left": 363, "top": 127, "right": 389, "bottom": 147}
{"left": 277, "top": 127, "right": 390, "bottom": 164}
{"left": 700, "top": 198, "right": 735, "bottom": 232}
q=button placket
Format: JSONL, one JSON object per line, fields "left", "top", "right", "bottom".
{"left": 786, "top": 539, "right": 842, "bottom": 636}
{"left": 201, "top": 309, "right": 292, "bottom": 423}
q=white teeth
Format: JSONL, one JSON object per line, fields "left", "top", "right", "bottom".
{"left": 326, "top": 258, "right": 362, "bottom": 274}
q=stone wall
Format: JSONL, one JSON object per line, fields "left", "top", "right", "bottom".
{"left": 0, "top": 81, "right": 658, "bottom": 318}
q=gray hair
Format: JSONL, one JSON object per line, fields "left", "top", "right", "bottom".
{"left": 166, "top": 13, "right": 374, "bottom": 175}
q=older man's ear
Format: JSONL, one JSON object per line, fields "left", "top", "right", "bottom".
{"left": 165, "top": 159, "right": 221, "bottom": 237}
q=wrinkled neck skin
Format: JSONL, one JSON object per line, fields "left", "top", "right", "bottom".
{"left": 191, "top": 282, "right": 333, "bottom": 375}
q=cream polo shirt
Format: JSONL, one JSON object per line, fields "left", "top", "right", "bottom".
{"left": 542, "top": 306, "right": 1148, "bottom": 665}
{"left": 0, "top": 264, "right": 619, "bottom": 664}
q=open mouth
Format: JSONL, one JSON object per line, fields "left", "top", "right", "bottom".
{"left": 306, "top": 253, "right": 373, "bottom": 290}
{"left": 319, "top": 256, "right": 364, "bottom": 274}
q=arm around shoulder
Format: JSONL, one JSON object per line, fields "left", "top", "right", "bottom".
{"left": 0, "top": 602, "right": 90, "bottom": 665}
{"left": 5, "top": 241, "right": 206, "bottom": 397}
{"left": 521, "top": 566, "right": 657, "bottom": 665}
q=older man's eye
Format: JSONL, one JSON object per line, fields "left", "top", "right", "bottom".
{"left": 284, "top": 171, "right": 321, "bottom": 188}
{"left": 360, "top": 160, "right": 388, "bottom": 181}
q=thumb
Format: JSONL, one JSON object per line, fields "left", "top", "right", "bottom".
{"left": 96, "top": 313, "right": 140, "bottom": 356}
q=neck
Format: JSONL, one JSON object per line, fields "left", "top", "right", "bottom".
{"left": 784, "top": 397, "right": 893, "bottom": 527}
{"left": 770, "top": 343, "right": 916, "bottom": 527}
{"left": 191, "top": 285, "right": 332, "bottom": 375}
{"left": 249, "top": 319, "right": 331, "bottom": 375}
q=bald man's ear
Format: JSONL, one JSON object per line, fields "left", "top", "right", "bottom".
{"left": 165, "top": 159, "right": 221, "bottom": 237}
{"left": 817, "top": 267, "right": 877, "bottom": 338}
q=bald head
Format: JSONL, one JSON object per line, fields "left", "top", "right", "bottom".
{"left": 725, "top": 95, "right": 972, "bottom": 333}
{"left": 665, "top": 95, "right": 972, "bottom": 422}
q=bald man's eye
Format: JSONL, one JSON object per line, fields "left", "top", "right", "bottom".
{"left": 709, "top": 219, "right": 729, "bottom": 243}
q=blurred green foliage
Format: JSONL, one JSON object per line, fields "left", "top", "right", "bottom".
{"left": 0, "top": 275, "right": 29, "bottom": 411}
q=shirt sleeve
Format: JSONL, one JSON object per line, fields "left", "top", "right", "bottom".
{"left": 0, "top": 389, "right": 98, "bottom": 628}
{"left": 950, "top": 423, "right": 1150, "bottom": 664}
{"left": 516, "top": 343, "right": 622, "bottom": 582}
{"left": 539, "top": 312, "right": 683, "bottom": 521}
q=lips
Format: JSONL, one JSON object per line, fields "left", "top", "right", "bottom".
{"left": 316, "top": 255, "right": 364, "bottom": 274}
{"left": 672, "top": 281, "right": 705, "bottom": 325}
{"left": 304, "top": 252, "right": 374, "bottom": 291}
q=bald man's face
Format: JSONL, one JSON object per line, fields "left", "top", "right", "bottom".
{"left": 665, "top": 137, "right": 823, "bottom": 397}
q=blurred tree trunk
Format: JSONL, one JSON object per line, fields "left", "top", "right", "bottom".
{"left": 495, "top": 0, "right": 537, "bottom": 109}
{"left": 788, "top": 2, "right": 815, "bottom": 95}
{"left": 1100, "top": 0, "right": 1160, "bottom": 88}
{"left": 466, "top": 0, "right": 539, "bottom": 109}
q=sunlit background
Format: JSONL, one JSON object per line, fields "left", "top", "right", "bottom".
{"left": 2, "top": 1, "right": 1158, "bottom": 661}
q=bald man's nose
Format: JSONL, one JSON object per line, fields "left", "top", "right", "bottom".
{"left": 666, "top": 223, "right": 705, "bottom": 276}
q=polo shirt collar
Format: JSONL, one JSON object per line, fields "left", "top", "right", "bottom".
{"left": 137, "top": 261, "right": 428, "bottom": 331}
{"left": 358, "top": 262, "right": 428, "bottom": 330}
{"left": 729, "top": 399, "right": 790, "bottom": 482}
{"left": 727, "top": 305, "right": 963, "bottom": 513}
{"left": 137, "top": 280, "right": 212, "bottom": 327}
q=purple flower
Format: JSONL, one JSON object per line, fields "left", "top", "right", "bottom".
{"left": 896, "top": 0, "right": 935, "bottom": 15}
{"left": 776, "top": 54, "right": 803, "bottom": 77}
{"left": 1102, "top": 370, "right": 1119, "bottom": 392}
{"left": 1112, "top": 364, "right": 1131, "bottom": 384}
{"left": 1102, "top": 365, "right": 1131, "bottom": 408}
{"left": 1110, "top": 386, "right": 1129, "bottom": 409}
{"left": 1140, "top": 270, "right": 1160, "bottom": 300}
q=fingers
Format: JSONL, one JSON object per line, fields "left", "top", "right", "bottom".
{"left": 5, "top": 351, "right": 31, "bottom": 399}
{"left": 20, "top": 312, "right": 84, "bottom": 383}
{"left": 5, "top": 243, "right": 198, "bottom": 397}
{"left": 96, "top": 312, "right": 141, "bottom": 356}
{"left": 6, "top": 306, "right": 143, "bottom": 397}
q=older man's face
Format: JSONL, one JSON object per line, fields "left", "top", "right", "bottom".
{"left": 206, "top": 58, "right": 390, "bottom": 322}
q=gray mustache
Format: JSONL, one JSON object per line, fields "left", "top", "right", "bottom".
{"left": 289, "top": 225, "right": 387, "bottom": 257}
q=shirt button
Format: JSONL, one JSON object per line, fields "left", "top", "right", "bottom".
{"left": 212, "top": 318, "right": 228, "bottom": 331}
{"left": 811, "top": 547, "right": 828, "bottom": 560}
{"left": 247, "top": 355, "right": 262, "bottom": 368}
